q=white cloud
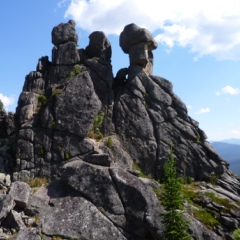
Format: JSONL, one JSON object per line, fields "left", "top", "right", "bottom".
{"left": 64, "top": 0, "right": 240, "bottom": 60}
{"left": 0, "top": 93, "right": 15, "bottom": 108}
{"left": 215, "top": 91, "right": 220, "bottom": 96}
{"left": 187, "top": 105, "right": 192, "bottom": 109}
{"left": 222, "top": 85, "right": 240, "bottom": 95}
{"left": 194, "top": 108, "right": 210, "bottom": 115}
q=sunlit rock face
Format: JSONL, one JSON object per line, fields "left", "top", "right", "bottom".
{"left": 2, "top": 20, "right": 238, "bottom": 240}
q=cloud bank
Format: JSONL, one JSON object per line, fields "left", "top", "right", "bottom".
{"left": 64, "top": 0, "right": 240, "bottom": 60}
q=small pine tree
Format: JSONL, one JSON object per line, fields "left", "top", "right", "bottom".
{"left": 161, "top": 149, "right": 190, "bottom": 240}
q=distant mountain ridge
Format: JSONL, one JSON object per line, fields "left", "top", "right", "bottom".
{"left": 211, "top": 140, "right": 240, "bottom": 175}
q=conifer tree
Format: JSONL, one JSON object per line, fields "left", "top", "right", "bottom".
{"left": 161, "top": 149, "right": 190, "bottom": 240}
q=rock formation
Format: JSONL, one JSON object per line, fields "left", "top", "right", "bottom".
{"left": 0, "top": 20, "right": 239, "bottom": 239}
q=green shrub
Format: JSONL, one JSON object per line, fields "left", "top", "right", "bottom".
{"left": 93, "top": 112, "right": 104, "bottom": 132}
{"left": 193, "top": 207, "right": 219, "bottom": 229}
{"left": 232, "top": 228, "right": 240, "bottom": 240}
{"left": 204, "top": 192, "right": 239, "bottom": 213}
{"left": 105, "top": 137, "right": 113, "bottom": 148}
{"left": 64, "top": 152, "right": 70, "bottom": 160}
{"left": 69, "top": 65, "right": 81, "bottom": 79}
{"left": 87, "top": 112, "right": 105, "bottom": 141}
{"left": 38, "top": 94, "right": 47, "bottom": 106}
{"left": 52, "top": 88, "right": 62, "bottom": 96}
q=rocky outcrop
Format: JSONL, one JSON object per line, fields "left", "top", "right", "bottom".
{"left": 0, "top": 20, "right": 239, "bottom": 239}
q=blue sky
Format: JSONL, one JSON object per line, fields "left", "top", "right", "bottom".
{"left": 0, "top": 0, "right": 240, "bottom": 141}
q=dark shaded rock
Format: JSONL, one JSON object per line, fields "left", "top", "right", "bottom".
{"left": 0, "top": 111, "right": 15, "bottom": 138}
{"left": 120, "top": 23, "right": 157, "bottom": 53}
{"left": 8, "top": 181, "right": 32, "bottom": 208}
{"left": 220, "top": 216, "right": 238, "bottom": 230}
{"left": 85, "top": 31, "right": 112, "bottom": 61}
{"left": 0, "top": 194, "right": 15, "bottom": 221}
{"left": 83, "top": 153, "right": 111, "bottom": 166}
{"left": 4, "top": 210, "right": 26, "bottom": 231}
{"left": 52, "top": 41, "right": 80, "bottom": 65}
{"left": 51, "top": 19, "right": 78, "bottom": 46}
{"left": 41, "top": 196, "right": 127, "bottom": 240}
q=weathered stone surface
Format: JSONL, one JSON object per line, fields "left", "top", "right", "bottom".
{"left": 41, "top": 196, "right": 127, "bottom": 240}
{"left": 61, "top": 160, "right": 125, "bottom": 219}
{"left": 24, "top": 195, "right": 49, "bottom": 216}
{"left": 0, "top": 194, "right": 15, "bottom": 221}
{"left": 109, "top": 167, "right": 164, "bottom": 238}
{"left": 54, "top": 71, "right": 101, "bottom": 138}
{"left": 52, "top": 41, "right": 80, "bottom": 65}
{"left": 23, "top": 71, "right": 45, "bottom": 94}
{"left": 99, "top": 135, "right": 133, "bottom": 170}
{"left": 120, "top": 23, "right": 157, "bottom": 53}
{"left": 13, "top": 228, "right": 41, "bottom": 240}
{"left": 85, "top": 31, "right": 112, "bottom": 61}
{"left": 52, "top": 19, "right": 78, "bottom": 46}
{"left": 9, "top": 181, "right": 32, "bottom": 208}
{"left": 186, "top": 214, "right": 222, "bottom": 240}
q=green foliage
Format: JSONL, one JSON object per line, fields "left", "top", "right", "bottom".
{"left": 40, "top": 148, "right": 45, "bottom": 156}
{"left": 52, "top": 88, "right": 63, "bottom": 96}
{"left": 38, "top": 94, "right": 48, "bottom": 106}
{"left": 105, "top": 137, "right": 113, "bottom": 148}
{"left": 204, "top": 192, "right": 239, "bottom": 213}
{"left": 208, "top": 174, "right": 218, "bottom": 185}
{"left": 93, "top": 112, "right": 104, "bottom": 132}
{"left": 196, "top": 134, "right": 201, "bottom": 143}
{"left": 161, "top": 149, "right": 190, "bottom": 240}
{"left": 0, "top": 99, "right": 4, "bottom": 111}
{"left": 132, "top": 162, "right": 147, "bottom": 178}
{"left": 232, "top": 228, "right": 240, "bottom": 240}
{"left": 64, "top": 152, "right": 70, "bottom": 160}
{"left": 49, "top": 120, "right": 56, "bottom": 129}
{"left": 192, "top": 207, "right": 219, "bottom": 229}
{"left": 183, "top": 185, "right": 221, "bottom": 229}
{"left": 87, "top": 112, "right": 105, "bottom": 141}
{"left": 69, "top": 65, "right": 81, "bottom": 79}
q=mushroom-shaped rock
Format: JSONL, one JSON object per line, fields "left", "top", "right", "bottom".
{"left": 119, "top": 23, "right": 157, "bottom": 54}
{"left": 85, "top": 31, "right": 112, "bottom": 61}
{"left": 52, "top": 20, "right": 78, "bottom": 46}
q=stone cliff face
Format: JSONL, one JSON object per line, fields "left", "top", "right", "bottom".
{"left": 0, "top": 20, "right": 240, "bottom": 240}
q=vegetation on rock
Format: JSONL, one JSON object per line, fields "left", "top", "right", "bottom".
{"left": 161, "top": 150, "right": 190, "bottom": 240}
